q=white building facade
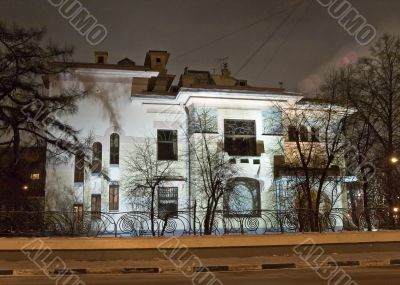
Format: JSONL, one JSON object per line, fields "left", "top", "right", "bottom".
{"left": 45, "top": 51, "right": 353, "bottom": 235}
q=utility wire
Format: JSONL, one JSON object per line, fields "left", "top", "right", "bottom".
{"left": 170, "top": 3, "right": 297, "bottom": 63}
{"left": 234, "top": 0, "right": 304, "bottom": 77}
{"left": 254, "top": 0, "right": 310, "bottom": 83}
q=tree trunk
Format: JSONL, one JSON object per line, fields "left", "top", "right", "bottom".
{"left": 150, "top": 188, "right": 156, "bottom": 236}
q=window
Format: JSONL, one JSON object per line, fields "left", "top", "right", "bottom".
{"left": 158, "top": 187, "right": 178, "bottom": 219}
{"left": 224, "top": 120, "right": 257, "bottom": 156}
{"left": 190, "top": 108, "right": 218, "bottom": 133}
{"left": 30, "top": 173, "right": 40, "bottom": 180}
{"left": 74, "top": 152, "right": 84, "bottom": 183}
{"left": 109, "top": 184, "right": 119, "bottom": 211}
{"left": 299, "top": 125, "right": 308, "bottom": 142}
{"left": 92, "top": 142, "right": 102, "bottom": 174}
{"left": 97, "top": 56, "right": 104, "bottom": 64}
{"left": 311, "top": 127, "right": 320, "bottom": 142}
{"left": 73, "top": 204, "right": 83, "bottom": 224}
{"left": 238, "top": 80, "right": 247, "bottom": 87}
{"left": 262, "top": 109, "right": 283, "bottom": 135}
{"left": 157, "top": 130, "right": 178, "bottom": 160}
{"left": 224, "top": 178, "right": 261, "bottom": 217}
{"left": 110, "top": 133, "right": 120, "bottom": 165}
{"left": 156, "top": 57, "right": 161, "bottom": 63}
{"left": 288, "top": 126, "right": 297, "bottom": 142}
{"left": 91, "top": 194, "right": 101, "bottom": 219}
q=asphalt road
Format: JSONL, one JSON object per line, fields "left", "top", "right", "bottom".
{"left": 1, "top": 267, "right": 399, "bottom": 285}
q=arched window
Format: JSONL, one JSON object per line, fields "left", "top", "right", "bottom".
{"left": 110, "top": 133, "right": 120, "bottom": 165}
{"left": 92, "top": 142, "right": 102, "bottom": 174}
{"left": 74, "top": 151, "right": 84, "bottom": 183}
{"left": 224, "top": 177, "right": 261, "bottom": 217}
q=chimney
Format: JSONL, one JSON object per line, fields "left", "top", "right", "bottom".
{"left": 95, "top": 51, "right": 108, "bottom": 64}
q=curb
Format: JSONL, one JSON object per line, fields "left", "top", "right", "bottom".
{"left": 2, "top": 259, "right": 400, "bottom": 276}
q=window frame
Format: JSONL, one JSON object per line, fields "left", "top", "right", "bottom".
{"left": 223, "top": 178, "right": 261, "bottom": 218}
{"left": 92, "top": 142, "right": 102, "bottom": 174}
{"left": 109, "top": 184, "right": 119, "bottom": 211}
{"left": 224, "top": 119, "right": 257, "bottom": 156}
{"left": 158, "top": 187, "right": 178, "bottom": 219}
{"left": 91, "top": 194, "right": 101, "bottom": 219}
{"left": 157, "top": 130, "right": 178, "bottom": 161}
{"left": 74, "top": 152, "right": 85, "bottom": 183}
{"left": 110, "top": 133, "right": 120, "bottom": 165}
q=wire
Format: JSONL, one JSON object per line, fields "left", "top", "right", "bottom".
{"left": 234, "top": 0, "right": 304, "bottom": 77}
{"left": 169, "top": 2, "right": 297, "bottom": 63}
{"left": 254, "top": 0, "right": 310, "bottom": 83}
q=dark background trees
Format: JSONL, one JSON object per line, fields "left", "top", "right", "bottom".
{"left": 0, "top": 23, "right": 88, "bottom": 210}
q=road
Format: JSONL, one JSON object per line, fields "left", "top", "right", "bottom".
{"left": 1, "top": 267, "right": 399, "bottom": 285}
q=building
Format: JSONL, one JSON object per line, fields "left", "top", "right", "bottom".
{"left": 44, "top": 50, "right": 355, "bottom": 235}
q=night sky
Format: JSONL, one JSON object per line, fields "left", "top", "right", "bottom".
{"left": 2, "top": 0, "right": 400, "bottom": 95}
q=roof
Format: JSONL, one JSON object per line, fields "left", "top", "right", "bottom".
{"left": 51, "top": 61, "right": 152, "bottom": 72}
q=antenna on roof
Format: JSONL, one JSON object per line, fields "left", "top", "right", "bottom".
{"left": 217, "top": 57, "right": 229, "bottom": 71}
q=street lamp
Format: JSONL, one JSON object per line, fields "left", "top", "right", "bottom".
{"left": 390, "top": 156, "right": 399, "bottom": 164}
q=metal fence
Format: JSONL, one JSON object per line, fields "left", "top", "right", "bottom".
{"left": 0, "top": 208, "right": 399, "bottom": 237}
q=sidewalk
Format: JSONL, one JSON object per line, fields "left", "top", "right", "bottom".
{"left": 1, "top": 251, "right": 400, "bottom": 276}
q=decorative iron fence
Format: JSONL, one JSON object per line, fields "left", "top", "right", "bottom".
{"left": 0, "top": 208, "right": 399, "bottom": 237}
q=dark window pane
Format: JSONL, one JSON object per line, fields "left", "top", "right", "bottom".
{"left": 288, "top": 126, "right": 298, "bottom": 142}
{"left": 73, "top": 204, "right": 83, "bottom": 223}
{"left": 109, "top": 185, "right": 119, "bottom": 211}
{"left": 299, "top": 125, "right": 308, "bottom": 142}
{"left": 224, "top": 120, "right": 257, "bottom": 156}
{"left": 92, "top": 142, "right": 102, "bottom": 173}
{"left": 74, "top": 152, "right": 84, "bottom": 183}
{"left": 157, "top": 130, "right": 177, "bottom": 160}
{"left": 158, "top": 187, "right": 178, "bottom": 218}
{"left": 110, "top": 133, "right": 120, "bottom": 165}
{"left": 91, "top": 194, "right": 101, "bottom": 219}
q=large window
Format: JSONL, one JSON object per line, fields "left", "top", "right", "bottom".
{"left": 224, "top": 178, "right": 261, "bottom": 217}
{"left": 109, "top": 184, "right": 119, "bottom": 211}
{"left": 158, "top": 187, "right": 178, "bottom": 218}
{"left": 74, "top": 152, "right": 84, "bottom": 183}
{"left": 224, "top": 120, "right": 257, "bottom": 156}
{"left": 157, "top": 130, "right": 178, "bottom": 160}
{"left": 92, "top": 142, "right": 102, "bottom": 174}
{"left": 110, "top": 133, "right": 120, "bottom": 165}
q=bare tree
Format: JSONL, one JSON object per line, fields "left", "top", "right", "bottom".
{"left": 318, "top": 35, "right": 400, "bottom": 228}
{"left": 276, "top": 98, "right": 350, "bottom": 232}
{"left": 345, "top": 35, "right": 400, "bottom": 213}
{"left": 189, "top": 109, "right": 238, "bottom": 235}
{"left": 123, "top": 138, "right": 175, "bottom": 236}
